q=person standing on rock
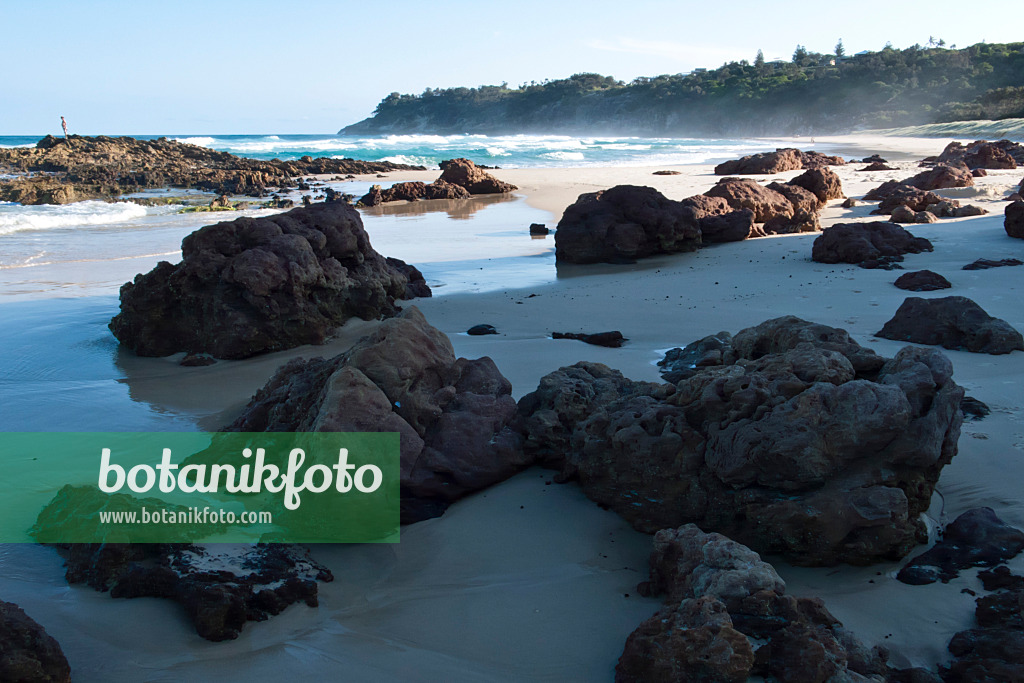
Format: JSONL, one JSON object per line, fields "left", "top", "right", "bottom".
{"left": 60, "top": 116, "right": 68, "bottom": 140}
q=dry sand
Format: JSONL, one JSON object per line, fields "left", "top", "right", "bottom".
{"left": 14, "top": 134, "right": 1024, "bottom": 680}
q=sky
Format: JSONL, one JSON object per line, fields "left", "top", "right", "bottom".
{"left": 1, "top": 0, "right": 1019, "bottom": 135}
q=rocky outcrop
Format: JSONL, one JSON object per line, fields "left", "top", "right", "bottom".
{"left": 713, "top": 148, "right": 845, "bottom": 175}
{"left": 679, "top": 195, "right": 756, "bottom": 242}
{"left": 764, "top": 181, "right": 821, "bottom": 233}
{"left": 705, "top": 177, "right": 794, "bottom": 223}
{"left": 52, "top": 542, "right": 331, "bottom": 641}
{"left": 937, "top": 140, "right": 1021, "bottom": 169}
{"left": 891, "top": 206, "right": 938, "bottom": 224}
{"left": 897, "top": 508, "right": 1024, "bottom": 585}
{"left": 551, "top": 331, "right": 626, "bottom": 347}
{"left": 877, "top": 296, "right": 1024, "bottom": 355}
{"left": 864, "top": 182, "right": 945, "bottom": 214}
{"left": 554, "top": 185, "right": 701, "bottom": 263}
{"left": 894, "top": 270, "right": 951, "bottom": 291}
{"left": 519, "top": 316, "right": 964, "bottom": 565}
{"left": 904, "top": 163, "right": 975, "bottom": 191}
{"left": 859, "top": 161, "right": 898, "bottom": 171}
{"left": 940, "top": 566, "right": 1024, "bottom": 681}
{"left": 356, "top": 180, "right": 469, "bottom": 206}
{"left": 1006, "top": 200, "right": 1024, "bottom": 239}
{"left": 0, "top": 135, "right": 424, "bottom": 205}
{"left": 438, "top": 158, "right": 517, "bottom": 194}
{"left": 811, "top": 222, "right": 934, "bottom": 269}
{"left": 616, "top": 525, "right": 889, "bottom": 682}
{"left": 0, "top": 600, "right": 71, "bottom": 682}
{"left": 789, "top": 167, "right": 845, "bottom": 205}
{"left": 110, "top": 202, "right": 429, "bottom": 359}
{"left": 963, "top": 258, "right": 1023, "bottom": 270}
{"left": 226, "top": 306, "right": 530, "bottom": 523}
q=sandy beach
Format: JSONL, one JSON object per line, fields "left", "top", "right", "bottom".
{"left": 3, "top": 133, "right": 1024, "bottom": 680}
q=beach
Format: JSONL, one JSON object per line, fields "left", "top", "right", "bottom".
{"left": 2, "top": 133, "right": 1024, "bottom": 680}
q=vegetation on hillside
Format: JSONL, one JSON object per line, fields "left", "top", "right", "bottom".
{"left": 341, "top": 41, "right": 1024, "bottom": 136}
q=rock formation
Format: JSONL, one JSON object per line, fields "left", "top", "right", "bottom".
{"left": 616, "top": 525, "right": 889, "bottom": 682}
{"left": 679, "top": 195, "right": 756, "bottom": 242}
{"left": 904, "top": 163, "right": 975, "bottom": 191}
{"left": 226, "top": 307, "right": 530, "bottom": 523}
{"left": 811, "top": 222, "right": 933, "bottom": 269}
{"left": 110, "top": 202, "right": 429, "bottom": 359}
{"left": 713, "top": 148, "right": 845, "bottom": 175}
{"left": 519, "top": 316, "right": 964, "bottom": 565}
{"left": 704, "top": 178, "right": 795, "bottom": 223}
{"left": 864, "top": 182, "right": 945, "bottom": 215}
{"left": 940, "top": 566, "right": 1024, "bottom": 681}
{"left": 937, "top": 140, "right": 1022, "bottom": 169}
{"left": 356, "top": 180, "right": 469, "bottom": 206}
{"left": 0, "top": 600, "right": 71, "bottom": 682}
{"left": 1006, "top": 200, "right": 1024, "bottom": 239}
{"left": 438, "top": 158, "right": 517, "bottom": 194}
{"left": 894, "top": 270, "right": 952, "bottom": 291}
{"left": 877, "top": 296, "right": 1024, "bottom": 355}
{"left": 963, "top": 258, "right": 1023, "bottom": 270}
{"left": 789, "top": 167, "right": 846, "bottom": 205}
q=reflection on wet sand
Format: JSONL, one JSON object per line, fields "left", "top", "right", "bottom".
{"left": 359, "top": 192, "right": 517, "bottom": 220}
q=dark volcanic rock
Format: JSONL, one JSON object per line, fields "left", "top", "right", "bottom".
{"left": 789, "top": 167, "right": 845, "bottom": 205}
{"left": 864, "top": 181, "right": 945, "bottom": 214}
{"left": 891, "top": 205, "right": 939, "bottom": 224}
{"left": 0, "top": 600, "right": 71, "bottom": 682}
{"left": 385, "top": 257, "right": 431, "bottom": 299}
{"left": 905, "top": 163, "right": 975, "bottom": 191}
{"left": 529, "top": 223, "right": 549, "bottom": 235}
{"left": 356, "top": 180, "right": 470, "bottom": 206}
{"left": 1006, "top": 200, "right": 1024, "bottom": 239}
{"left": 877, "top": 296, "right": 1024, "bottom": 355}
{"left": 658, "top": 332, "right": 733, "bottom": 382}
{"left": 938, "top": 140, "right": 1021, "bottom": 170}
{"left": 554, "top": 185, "right": 701, "bottom": 264}
{"left": 895, "top": 270, "right": 952, "bottom": 292}
{"left": 519, "top": 316, "right": 964, "bottom": 565}
{"left": 616, "top": 525, "right": 888, "bottom": 683}
{"left": 811, "top": 222, "right": 933, "bottom": 269}
{"left": 713, "top": 148, "right": 845, "bottom": 175}
{"left": 226, "top": 306, "right": 530, "bottom": 523}
{"left": 897, "top": 508, "right": 1024, "bottom": 585}
{"left": 963, "top": 258, "right": 1023, "bottom": 270}
{"left": 110, "top": 203, "right": 429, "bottom": 359}
{"left": 438, "top": 158, "right": 517, "bottom": 194}
{"left": 973, "top": 168, "right": 988, "bottom": 177}
{"left": 180, "top": 353, "right": 216, "bottom": 367}
{"left": 863, "top": 154, "right": 888, "bottom": 164}
{"left": 961, "top": 396, "right": 991, "bottom": 421}
{"left": 859, "top": 162, "right": 898, "bottom": 171}
{"left": 52, "top": 542, "right": 331, "bottom": 641}
{"left": 705, "top": 177, "right": 794, "bottom": 223}
{"left": 680, "top": 194, "right": 755, "bottom": 242}
{"left": 551, "top": 331, "right": 626, "bottom": 347}
{"left": 652, "top": 170, "right": 681, "bottom": 175}
{"left": 467, "top": 324, "right": 498, "bottom": 335}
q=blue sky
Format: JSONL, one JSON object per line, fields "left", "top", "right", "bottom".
{"left": 1, "top": 0, "right": 1019, "bottom": 134}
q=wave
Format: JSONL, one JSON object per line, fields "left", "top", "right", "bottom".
{"left": 0, "top": 201, "right": 148, "bottom": 236}
{"left": 870, "top": 118, "right": 1024, "bottom": 141}
{"left": 540, "top": 151, "right": 586, "bottom": 161}
{"left": 174, "top": 136, "right": 217, "bottom": 147}
{"left": 377, "top": 154, "right": 438, "bottom": 167}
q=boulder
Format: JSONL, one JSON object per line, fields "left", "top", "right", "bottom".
{"left": 963, "top": 258, "right": 1023, "bottom": 270}
{"left": 704, "top": 177, "right": 793, "bottom": 223}
{"left": 680, "top": 195, "right": 755, "bottom": 242}
{"left": 894, "top": 270, "right": 951, "bottom": 292}
{"left": 438, "top": 158, "right": 517, "bottom": 194}
{"left": 554, "top": 185, "right": 701, "bottom": 264}
{"left": 904, "top": 163, "right": 975, "bottom": 191}
{"left": 863, "top": 154, "right": 888, "bottom": 163}
{"left": 519, "top": 316, "right": 964, "bottom": 565}
{"left": 811, "top": 222, "right": 933, "bottom": 269}
{"left": 109, "top": 203, "right": 429, "bottom": 359}
{"left": 1006, "top": 200, "right": 1024, "bottom": 239}
{"left": 788, "top": 167, "right": 845, "bottom": 205}
{"left": 897, "top": 508, "right": 1024, "bottom": 585}
{"left": 973, "top": 168, "right": 988, "bottom": 177}
{"left": 877, "top": 296, "right": 1024, "bottom": 354}
{"left": 938, "top": 140, "right": 1020, "bottom": 170}
{"left": 616, "top": 525, "right": 888, "bottom": 683}
{"left": 226, "top": 307, "right": 530, "bottom": 523}
{"left": 467, "top": 324, "right": 498, "bottom": 335}
{"left": 0, "top": 600, "right": 71, "bottom": 682}
{"left": 864, "top": 181, "right": 945, "bottom": 214}
{"left": 384, "top": 257, "right": 432, "bottom": 299}
{"left": 713, "top": 148, "right": 844, "bottom": 175}
{"left": 356, "top": 180, "right": 469, "bottom": 206}
{"left": 859, "top": 162, "right": 898, "bottom": 171}
{"left": 891, "top": 206, "right": 938, "bottom": 224}
{"left": 551, "top": 331, "right": 626, "bottom": 347}
{"left": 528, "top": 223, "right": 549, "bottom": 235}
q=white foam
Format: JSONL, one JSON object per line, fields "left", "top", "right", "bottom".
{"left": 0, "top": 201, "right": 148, "bottom": 236}
{"left": 174, "top": 136, "right": 216, "bottom": 147}
{"left": 540, "top": 151, "right": 586, "bottom": 161}
{"left": 378, "top": 154, "right": 436, "bottom": 167}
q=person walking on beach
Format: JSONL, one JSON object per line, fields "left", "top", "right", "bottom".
{"left": 61, "top": 116, "right": 68, "bottom": 140}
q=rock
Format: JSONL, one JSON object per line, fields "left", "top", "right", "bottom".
{"left": 519, "top": 316, "right": 964, "bottom": 565}
{"left": 864, "top": 181, "right": 945, "bottom": 214}
{"left": 652, "top": 170, "right": 681, "bottom": 175}
{"left": 859, "top": 161, "right": 898, "bottom": 171}
{"left": 961, "top": 396, "right": 991, "bottom": 420}
{"left": 438, "top": 158, "right": 517, "bottom": 194}
{"left": 904, "top": 163, "right": 975, "bottom": 191}
{"left": 680, "top": 195, "right": 755, "bottom": 242}
{"left": 109, "top": 202, "right": 429, "bottom": 359}
{"left": 705, "top": 177, "right": 794, "bottom": 223}
{"left": 616, "top": 525, "right": 888, "bottom": 683}
{"left": 767, "top": 181, "right": 819, "bottom": 214}
{"left": 963, "top": 258, "right": 1023, "bottom": 270}
{"left": 891, "top": 205, "right": 938, "bottom": 224}
{"left": 528, "top": 223, "right": 549, "bottom": 235}
{"left": 51, "top": 542, "right": 331, "bottom": 641}
{"left": 895, "top": 270, "right": 951, "bottom": 292}
{"left": 384, "top": 257, "right": 432, "bottom": 299}
{"left": 952, "top": 204, "right": 987, "bottom": 218}
{"left": 0, "top": 600, "right": 71, "bottom": 682}
{"left": 226, "top": 306, "right": 530, "bottom": 523}
{"left": 811, "top": 222, "right": 933, "bottom": 269}
{"left": 180, "top": 353, "right": 216, "bottom": 367}
{"left": 551, "top": 331, "right": 626, "bottom": 347}
{"left": 658, "top": 332, "right": 733, "bottom": 382}
{"left": 210, "top": 194, "right": 232, "bottom": 208}
{"left": 713, "top": 148, "right": 845, "bottom": 175}
{"left": 877, "top": 296, "right": 1024, "bottom": 355}
{"left": 973, "top": 168, "right": 988, "bottom": 177}
{"left": 1006, "top": 201, "right": 1024, "bottom": 239}
{"left": 356, "top": 180, "right": 469, "bottom": 206}
{"left": 789, "top": 167, "right": 845, "bottom": 205}
{"left": 842, "top": 197, "right": 858, "bottom": 208}
{"left": 554, "top": 185, "right": 701, "bottom": 264}
{"left": 938, "top": 140, "right": 1020, "bottom": 170}
{"left": 863, "top": 154, "right": 888, "bottom": 163}
{"left": 467, "top": 324, "right": 498, "bottom": 335}
{"left": 897, "top": 508, "right": 1024, "bottom": 585}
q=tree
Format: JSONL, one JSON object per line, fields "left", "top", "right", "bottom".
{"left": 835, "top": 39, "right": 846, "bottom": 59}
{"left": 755, "top": 49, "right": 765, "bottom": 67}
{"left": 793, "top": 45, "right": 808, "bottom": 63}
